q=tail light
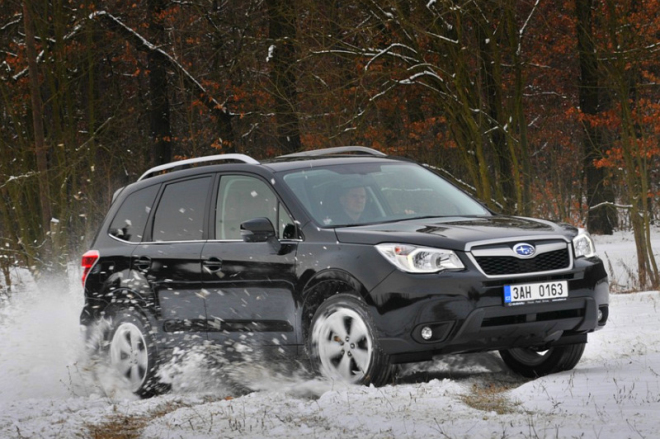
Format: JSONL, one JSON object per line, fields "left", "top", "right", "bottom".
{"left": 81, "top": 250, "right": 100, "bottom": 287}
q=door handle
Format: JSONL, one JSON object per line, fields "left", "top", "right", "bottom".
{"left": 203, "top": 257, "right": 222, "bottom": 273}
{"left": 133, "top": 256, "right": 151, "bottom": 272}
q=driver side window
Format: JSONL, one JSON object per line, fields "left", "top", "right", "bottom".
{"left": 216, "top": 175, "right": 294, "bottom": 240}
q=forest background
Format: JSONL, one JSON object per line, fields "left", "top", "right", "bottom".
{"left": 0, "top": 0, "right": 658, "bottom": 293}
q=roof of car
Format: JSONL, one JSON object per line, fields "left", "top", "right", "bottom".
{"left": 137, "top": 146, "right": 404, "bottom": 181}
{"left": 262, "top": 154, "right": 397, "bottom": 172}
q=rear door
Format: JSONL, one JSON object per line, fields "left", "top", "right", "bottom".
{"left": 201, "top": 174, "right": 298, "bottom": 353}
{"left": 133, "top": 175, "right": 212, "bottom": 348}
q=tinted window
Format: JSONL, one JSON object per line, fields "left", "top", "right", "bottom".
{"left": 216, "top": 175, "right": 290, "bottom": 240}
{"left": 109, "top": 185, "right": 159, "bottom": 242}
{"left": 152, "top": 177, "right": 211, "bottom": 242}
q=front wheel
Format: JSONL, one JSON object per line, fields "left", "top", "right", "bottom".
{"left": 308, "top": 294, "right": 393, "bottom": 386}
{"left": 499, "top": 343, "right": 586, "bottom": 378}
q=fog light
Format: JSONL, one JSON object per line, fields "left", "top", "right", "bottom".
{"left": 597, "top": 309, "right": 603, "bottom": 322}
{"left": 421, "top": 326, "right": 433, "bottom": 340}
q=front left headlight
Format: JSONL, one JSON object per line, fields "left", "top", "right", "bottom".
{"left": 573, "top": 229, "right": 597, "bottom": 258}
{"left": 376, "top": 243, "right": 465, "bottom": 273}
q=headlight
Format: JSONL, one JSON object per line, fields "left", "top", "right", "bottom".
{"left": 376, "top": 243, "right": 465, "bottom": 273}
{"left": 573, "top": 229, "right": 597, "bottom": 258}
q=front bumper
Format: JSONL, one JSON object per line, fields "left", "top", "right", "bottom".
{"left": 368, "top": 257, "right": 609, "bottom": 363}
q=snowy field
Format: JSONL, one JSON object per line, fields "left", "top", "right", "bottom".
{"left": 0, "top": 230, "right": 658, "bottom": 439}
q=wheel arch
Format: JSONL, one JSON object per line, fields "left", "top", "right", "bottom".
{"left": 82, "top": 286, "right": 156, "bottom": 327}
{"left": 299, "top": 268, "right": 371, "bottom": 343}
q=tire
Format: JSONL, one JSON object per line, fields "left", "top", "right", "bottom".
{"left": 308, "top": 294, "right": 393, "bottom": 386}
{"left": 107, "top": 309, "right": 167, "bottom": 398}
{"left": 499, "top": 343, "right": 586, "bottom": 378}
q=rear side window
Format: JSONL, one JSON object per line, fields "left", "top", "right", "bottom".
{"left": 109, "top": 185, "right": 159, "bottom": 243}
{"left": 152, "top": 177, "right": 211, "bottom": 242}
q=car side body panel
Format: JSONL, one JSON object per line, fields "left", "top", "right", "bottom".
{"left": 201, "top": 240, "right": 299, "bottom": 346}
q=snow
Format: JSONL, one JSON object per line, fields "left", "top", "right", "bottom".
{"left": 0, "top": 231, "right": 659, "bottom": 438}
{"left": 595, "top": 228, "right": 660, "bottom": 292}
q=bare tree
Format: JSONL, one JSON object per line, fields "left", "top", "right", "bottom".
{"left": 267, "top": 0, "right": 301, "bottom": 154}
{"left": 147, "top": 0, "right": 172, "bottom": 166}
{"left": 601, "top": 0, "right": 659, "bottom": 288}
{"left": 576, "top": 0, "right": 615, "bottom": 235}
{"left": 22, "top": 0, "right": 52, "bottom": 260}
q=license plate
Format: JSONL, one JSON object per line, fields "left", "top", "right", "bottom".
{"left": 504, "top": 281, "right": 568, "bottom": 306}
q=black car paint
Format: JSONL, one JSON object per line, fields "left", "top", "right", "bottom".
{"left": 81, "top": 157, "right": 609, "bottom": 367}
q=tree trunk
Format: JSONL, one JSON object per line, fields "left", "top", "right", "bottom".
{"left": 267, "top": 0, "right": 301, "bottom": 155}
{"left": 22, "top": 0, "right": 52, "bottom": 261}
{"left": 148, "top": 0, "right": 172, "bottom": 166}
{"left": 478, "top": 18, "right": 513, "bottom": 211}
{"left": 575, "top": 0, "right": 615, "bottom": 235}
{"left": 604, "top": 0, "right": 658, "bottom": 289}
{"left": 505, "top": 2, "right": 532, "bottom": 216}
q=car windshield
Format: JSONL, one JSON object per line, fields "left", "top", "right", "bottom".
{"left": 282, "top": 161, "right": 491, "bottom": 227}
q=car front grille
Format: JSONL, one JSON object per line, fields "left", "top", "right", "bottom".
{"left": 472, "top": 245, "right": 571, "bottom": 276}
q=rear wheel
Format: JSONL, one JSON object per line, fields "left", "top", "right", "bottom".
{"left": 108, "top": 309, "right": 166, "bottom": 397}
{"left": 499, "top": 343, "right": 586, "bottom": 378}
{"left": 309, "top": 294, "right": 393, "bottom": 386}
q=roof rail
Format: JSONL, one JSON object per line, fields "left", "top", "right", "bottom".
{"left": 138, "top": 153, "right": 259, "bottom": 181}
{"left": 278, "top": 146, "right": 387, "bottom": 159}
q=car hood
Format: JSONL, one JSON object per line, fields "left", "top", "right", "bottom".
{"left": 334, "top": 215, "right": 575, "bottom": 250}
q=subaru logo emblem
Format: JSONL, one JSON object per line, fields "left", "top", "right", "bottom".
{"left": 513, "top": 243, "right": 536, "bottom": 258}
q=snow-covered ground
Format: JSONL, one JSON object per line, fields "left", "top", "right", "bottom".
{"left": 594, "top": 228, "right": 660, "bottom": 293}
{"left": 0, "top": 230, "right": 658, "bottom": 439}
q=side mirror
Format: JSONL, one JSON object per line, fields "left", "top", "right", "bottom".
{"left": 240, "top": 217, "right": 276, "bottom": 243}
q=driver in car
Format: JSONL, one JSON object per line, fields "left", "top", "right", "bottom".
{"left": 339, "top": 186, "right": 367, "bottom": 223}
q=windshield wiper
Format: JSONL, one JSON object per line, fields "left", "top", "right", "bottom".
{"left": 406, "top": 215, "right": 446, "bottom": 221}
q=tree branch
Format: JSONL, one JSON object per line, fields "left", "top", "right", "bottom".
{"left": 89, "top": 10, "right": 235, "bottom": 149}
{"left": 90, "top": 11, "right": 233, "bottom": 119}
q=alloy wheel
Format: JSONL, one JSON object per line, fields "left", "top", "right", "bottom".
{"left": 312, "top": 307, "right": 373, "bottom": 383}
{"left": 109, "top": 322, "right": 149, "bottom": 392}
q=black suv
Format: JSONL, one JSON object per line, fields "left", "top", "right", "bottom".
{"left": 81, "top": 146, "right": 609, "bottom": 396}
